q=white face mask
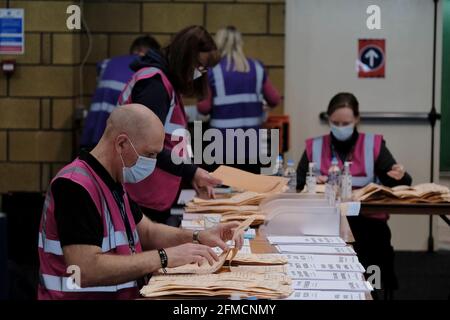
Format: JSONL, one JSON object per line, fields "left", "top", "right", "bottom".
{"left": 120, "top": 138, "right": 156, "bottom": 184}
{"left": 193, "top": 68, "right": 203, "bottom": 80}
{"left": 330, "top": 123, "right": 355, "bottom": 141}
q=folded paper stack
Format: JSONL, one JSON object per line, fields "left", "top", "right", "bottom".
{"left": 140, "top": 272, "right": 293, "bottom": 299}
{"left": 353, "top": 183, "right": 450, "bottom": 204}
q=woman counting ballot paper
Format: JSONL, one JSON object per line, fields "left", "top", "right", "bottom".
{"left": 296, "top": 92, "right": 412, "bottom": 299}
{"left": 118, "top": 26, "right": 221, "bottom": 225}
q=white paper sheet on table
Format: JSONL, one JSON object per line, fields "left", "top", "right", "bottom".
{"left": 291, "top": 280, "right": 373, "bottom": 292}
{"left": 226, "top": 239, "right": 250, "bottom": 247}
{"left": 268, "top": 236, "right": 346, "bottom": 246}
{"left": 286, "top": 290, "right": 366, "bottom": 300}
{"left": 283, "top": 254, "right": 360, "bottom": 264}
{"left": 288, "top": 270, "right": 364, "bottom": 281}
{"left": 288, "top": 262, "right": 365, "bottom": 272}
{"left": 276, "top": 245, "right": 356, "bottom": 255}
{"left": 177, "top": 189, "right": 197, "bottom": 205}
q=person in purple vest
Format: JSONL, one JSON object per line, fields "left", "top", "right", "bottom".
{"left": 197, "top": 26, "right": 281, "bottom": 174}
{"left": 80, "top": 35, "right": 161, "bottom": 151}
{"left": 118, "top": 26, "right": 222, "bottom": 225}
{"left": 296, "top": 92, "right": 412, "bottom": 299}
{"left": 38, "top": 104, "right": 244, "bottom": 300}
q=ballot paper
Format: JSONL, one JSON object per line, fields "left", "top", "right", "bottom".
{"left": 353, "top": 182, "right": 450, "bottom": 203}
{"left": 231, "top": 254, "right": 288, "bottom": 265}
{"left": 177, "top": 189, "right": 196, "bottom": 205}
{"left": 181, "top": 219, "right": 204, "bottom": 230}
{"left": 276, "top": 245, "right": 356, "bottom": 255}
{"left": 291, "top": 280, "right": 373, "bottom": 292}
{"left": 283, "top": 254, "right": 360, "bottom": 264}
{"left": 288, "top": 262, "right": 365, "bottom": 272}
{"left": 286, "top": 290, "right": 366, "bottom": 300}
{"left": 288, "top": 270, "right": 364, "bottom": 281}
{"left": 211, "top": 166, "right": 289, "bottom": 194}
{"left": 159, "top": 216, "right": 255, "bottom": 274}
{"left": 141, "top": 272, "right": 293, "bottom": 299}
{"left": 268, "top": 236, "right": 347, "bottom": 246}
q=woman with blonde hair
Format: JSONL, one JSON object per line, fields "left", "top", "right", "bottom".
{"left": 197, "top": 26, "right": 281, "bottom": 173}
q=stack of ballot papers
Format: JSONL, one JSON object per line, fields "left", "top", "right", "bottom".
{"left": 267, "top": 236, "right": 373, "bottom": 300}
{"left": 183, "top": 191, "right": 268, "bottom": 226}
{"left": 140, "top": 272, "right": 293, "bottom": 299}
{"left": 211, "top": 165, "right": 289, "bottom": 194}
{"left": 353, "top": 182, "right": 450, "bottom": 203}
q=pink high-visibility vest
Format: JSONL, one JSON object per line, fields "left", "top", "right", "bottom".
{"left": 306, "top": 133, "right": 387, "bottom": 220}
{"left": 118, "top": 67, "right": 189, "bottom": 211}
{"left": 37, "top": 159, "right": 143, "bottom": 300}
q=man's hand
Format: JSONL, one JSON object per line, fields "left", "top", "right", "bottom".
{"left": 198, "top": 222, "right": 244, "bottom": 251}
{"left": 387, "top": 164, "right": 406, "bottom": 181}
{"left": 192, "top": 168, "right": 222, "bottom": 199}
{"left": 164, "top": 243, "right": 219, "bottom": 267}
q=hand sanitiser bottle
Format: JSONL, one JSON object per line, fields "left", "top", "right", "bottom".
{"left": 340, "top": 162, "right": 353, "bottom": 201}
{"left": 306, "top": 162, "right": 316, "bottom": 194}
{"left": 327, "top": 157, "right": 341, "bottom": 204}
{"left": 284, "top": 160, "right": 297, "bottom": 192}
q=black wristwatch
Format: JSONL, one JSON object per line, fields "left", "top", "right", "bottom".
{"left": 193, "top": 230, "right": 201, "bottom": 244}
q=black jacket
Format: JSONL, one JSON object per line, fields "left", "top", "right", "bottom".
{"left": 296, "top": 130, "right": 412, "bottom": 191}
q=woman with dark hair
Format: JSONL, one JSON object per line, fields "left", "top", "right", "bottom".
{"left": 118, "top": 26, "right": 222, "bottom": 225}
{"left": 296, "top": 92, "right": 412, "bottom": 299}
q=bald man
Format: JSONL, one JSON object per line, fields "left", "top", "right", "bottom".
{"left": 37, "top": 104, "right": 243, "bottom": 300}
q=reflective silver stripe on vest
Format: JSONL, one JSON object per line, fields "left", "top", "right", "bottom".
{"left": 211, "top": 61, "right": 264, "bottom": 106}
{"left": 119, "top": 67, "right": 160, "bottom": 105}
{"left": 40, "top": 274, "right": 137, "bottom": 293}
{"left": 98, "top": 80, "right": 126, "bottom": 92}
{"left": 164, "top": 92, "right": 185, "bottom": 135}
{"left": 213, "top": 93, "right": 264, "bottom": 106}
{"left": 312, "top": 137, "right": 323, "bottom": 171}
{"left": 209, "top": 116, "right": 263, "bottom": 129}
{"left": 212, "top": 64, "right": 226, "bottom": 97}
{"left": 40, "top": 166, "right": 140, "bottom": 256}
{"left": 90, "top": 102, "right": 116, "bottom": 113}
{"left": 38, "top": 230, "right": 138, "bottom": 256}
{"left": 255, "top": 61, "right": 264, "bottom": 95}
{"left": 311, "top": 134, "right": 376, "bottom": 187}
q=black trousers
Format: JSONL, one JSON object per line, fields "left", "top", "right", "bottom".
{"left": 347, "top": 215, "right": 398, "bottom": 297}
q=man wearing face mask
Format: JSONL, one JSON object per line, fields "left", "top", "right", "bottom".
{"left": 37, "top": 104, "right": 243, "bottom": 300}
{"left": 296, "top": 92, "right": 412, "bottom": 299}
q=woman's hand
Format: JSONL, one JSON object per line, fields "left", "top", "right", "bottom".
{"left": 387, "top": 164, "right": 406, "bottom": 180}
{"left": 192, "top": 168, "right": 222, "bottom": 199}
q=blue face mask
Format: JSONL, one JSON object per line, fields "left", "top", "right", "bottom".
{"left": 120, "top": 139, "right": 156, "bottom": 184}
{"left": 330, "top": 123, "right": 355, "bottom": 141}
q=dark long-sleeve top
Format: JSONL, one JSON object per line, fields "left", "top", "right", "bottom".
{"left": 296, "top": 130, "right": 412, "bottom": 191}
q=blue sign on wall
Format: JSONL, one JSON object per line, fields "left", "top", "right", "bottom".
{"left": 0, "top": 9, "right": 24, "bottom": 54}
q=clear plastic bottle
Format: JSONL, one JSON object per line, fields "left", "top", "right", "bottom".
{"left": 327, "top": 157, "right": 341, "bottom": 203}
{"left": 275, "top": 155, "right": 284, "bottom": 176}
{"left": 284, "top": 159, "right": 297, "bottom": 192}
{"left": 306, "top": 162, "right": 316, "bottom": 194}
{"left": 340, "top": 161, "right": 353, "bottom": 201}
